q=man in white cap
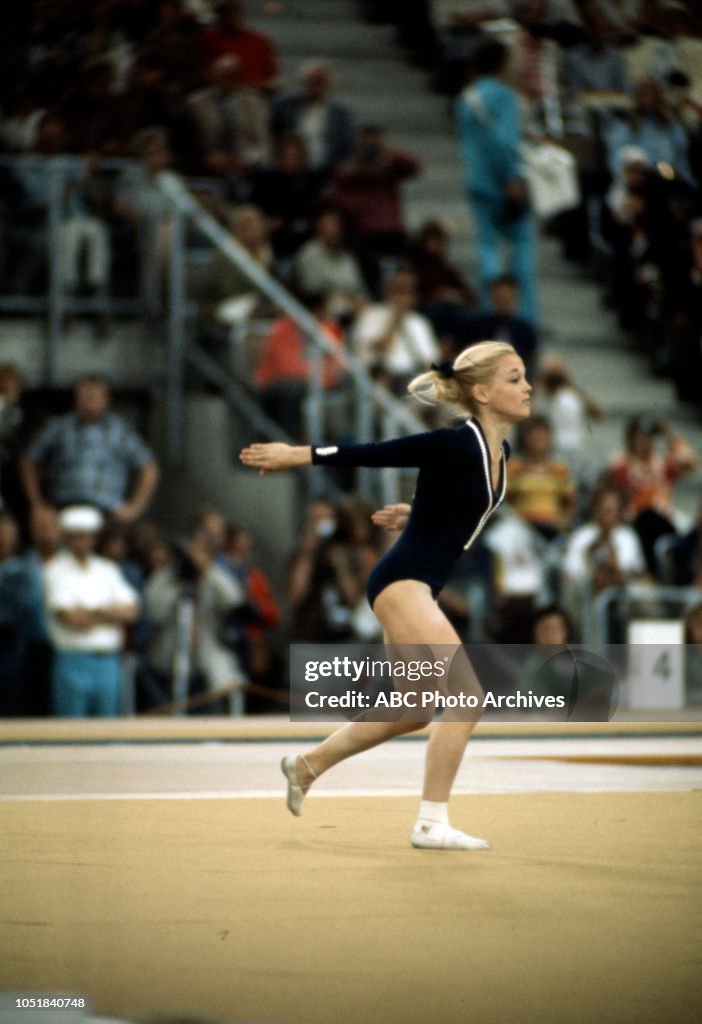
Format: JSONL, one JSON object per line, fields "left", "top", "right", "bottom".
{"left": 43, "top": 505, "right": 139, "bottom": 716}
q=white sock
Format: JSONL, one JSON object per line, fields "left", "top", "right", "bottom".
{"left": 417, "top": 800, "right": 449, "bottom": 826}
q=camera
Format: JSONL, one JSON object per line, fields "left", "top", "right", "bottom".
{"left": 170, "top": 539, "right": 201, "bottom": 584}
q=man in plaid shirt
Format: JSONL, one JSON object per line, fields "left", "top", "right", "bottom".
{"left": 21, "top": 375, "right": 160, "bottom": 536}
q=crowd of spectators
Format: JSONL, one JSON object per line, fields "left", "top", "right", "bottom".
{"left": 2, "top": 1, "right": 702, "bottom": 715}
{"left": 0, "top": 372, "right": 285, "bottom": 717}
{"left": 369, "top": 1, "right": 702, "bottom": 418}
{"left": 1, "top": 358, "right": 701, "bottom": 717}
{"left": 3, "top": 1, "right": 702, "bottom": 408}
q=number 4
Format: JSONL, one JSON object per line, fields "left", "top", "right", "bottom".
{"left": 652, "top": 650, "right": 671, "bottom": 681}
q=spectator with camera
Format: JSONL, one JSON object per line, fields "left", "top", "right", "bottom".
{"left": 352, "top": 268, "right": 440, "bottom": 395}
{"left": 287, "top": 498, "right": 382, "bottom": 643}
{"left": 331, "top": 125, "right": 421, "bottom": 290}
{"left": 222, "top": 524, "right": 282, "bottom": 685}
{"left": 608, "top": 414, "right": 698, "bottom": 574}
{"left": 534, "top": 352, "right": 606, "bottom": 492}
{"left": 140, "top": 520, "right": 247, "bottom": 712}
{"left": 560, "top": 484, "right": 648, "bottom": 633}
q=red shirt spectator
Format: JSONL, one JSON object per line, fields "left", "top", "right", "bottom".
{"left": 224, "top": 525, "right": 281, "bottom": 680}
{"left": 331, "top": 127, "right": 420, "bottom": 241}
{"left": 200, "top": 0, "right": 280, "bottom": 91}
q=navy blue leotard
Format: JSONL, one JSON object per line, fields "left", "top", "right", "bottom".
{"left": 312, "top": 418, "right": 509, "bottom": 607}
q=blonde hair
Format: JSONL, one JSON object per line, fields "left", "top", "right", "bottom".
{"left": 408, "top": 341, "right": 518, "bottom": 416}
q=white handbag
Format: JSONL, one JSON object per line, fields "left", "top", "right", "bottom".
{"left": 522, "top": 142, "right": 581, "bottom": 219}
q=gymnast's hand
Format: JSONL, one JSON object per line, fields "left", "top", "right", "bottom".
{"left": 371, "top": 502, "right": 411, "bottom": 532}
{"left": 239, "top": 442, "right": 312, "bottom": 475}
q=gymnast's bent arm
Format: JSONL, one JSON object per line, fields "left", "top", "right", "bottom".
{"left": 371, "top": 503, "right": 412, "bottom": 532}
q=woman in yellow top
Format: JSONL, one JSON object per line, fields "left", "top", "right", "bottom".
{"left": 506, "top": 414, "right": 576, "bottom": 540}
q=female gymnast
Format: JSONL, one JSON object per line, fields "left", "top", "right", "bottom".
{"left": 240, "top": 340, "right": 532, "bottom": 849}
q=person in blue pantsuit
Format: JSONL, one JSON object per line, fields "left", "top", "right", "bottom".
{"left": 455, "top": 39, "right": 538, "bottom": 325}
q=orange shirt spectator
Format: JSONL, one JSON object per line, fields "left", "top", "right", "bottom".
{"left": 255, "top": 315, "right": 345, "bottom": 390}
{"left": 607, "top": 414, "right": 698, "bottom": 574}
{"left": 609, "top": 416, "right": 698, "bottom": 521}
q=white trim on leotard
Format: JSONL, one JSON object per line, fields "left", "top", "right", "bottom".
{"left": 462, "top": 419, "right": 505, "bottom": 550}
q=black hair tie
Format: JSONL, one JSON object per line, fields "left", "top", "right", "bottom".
{"left": 431, "top": 361, "right": 455, "bottom": 379}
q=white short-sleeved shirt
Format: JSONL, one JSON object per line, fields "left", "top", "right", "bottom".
{"left": 483, "top": 511, "right": 545, "bottom": 597}
{"left": 353, "top": 305, "right": 439, "bottom": 376}
{"left": 298, "top": 102, "right": 329, "bottom": 169}
{"left": 561, "top": 523, "right": 646, "bottom": 583}
{"left": 540, "top": 387, "right": 589, "bottom": 454}
{"left": 44, "top": 550, "right": 138, "bottom": 653}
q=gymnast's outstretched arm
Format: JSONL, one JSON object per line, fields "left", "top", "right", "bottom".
{"left": 240, "top": 428, "right": 466, "bottom": 474}
{"left": 239, "top": 443, "right": 311, "bottom": 475}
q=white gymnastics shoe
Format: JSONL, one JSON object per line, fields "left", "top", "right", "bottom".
{"left": 281, "top": 755, "right": 316, "bottom": 817}
{"left": 411, "top": 821, "right": 491, "bottom": 850}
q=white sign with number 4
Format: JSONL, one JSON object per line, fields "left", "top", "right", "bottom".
{"left": 627, "top": 620, "right": 685, "bottom": 709}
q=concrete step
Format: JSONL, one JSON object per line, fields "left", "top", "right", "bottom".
{"left": 537, "top": 236, "right": 702, "bottom": 516}
{"left": 390, "top": 134, "right": 457, "bottom": 163}
{"left": 0, "top": 317, "right": 162, "bottom": 387}
{"left": 404, "top": 168, "right": 465, "bottom": 196}
{"left": 279, "top": 54, "right": 431, "bottom": 93}
{"left": 346, "top": 94, "right": 446, "bottom": 130}
{"left": 249, "top": 0, "right": 360, "bottom": 22}
{"left": 266, "top": 19, "right": 397, "bottom": 58}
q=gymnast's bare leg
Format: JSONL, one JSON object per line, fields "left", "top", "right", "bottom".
{"left": 286, "top": 580, "right": 488, "bottom": 849}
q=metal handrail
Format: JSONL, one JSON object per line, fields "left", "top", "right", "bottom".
{"left": 156, "top": 170, "right": 427, "bottom": 502}
{"left": 593, "top": 584, "right": 702, "bottom": 644}
{"left": 0, "top": 155, "right": 428, "bottom": 503}
{"left": 185, "top": 343, "right": 295, "bottom": 445}
{"left": 0, "top": 155, "right": 153, "bottom": 380}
